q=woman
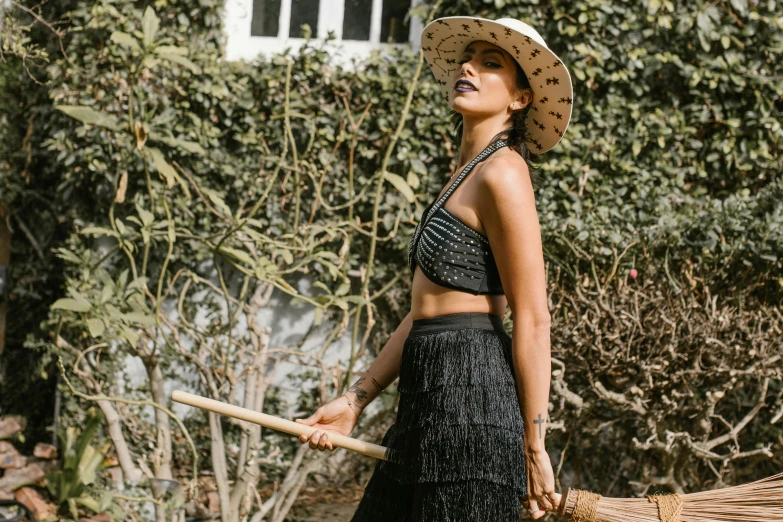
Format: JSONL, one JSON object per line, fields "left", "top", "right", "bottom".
{"left": 294, "top": 16, "right": 573, "bottom": 521}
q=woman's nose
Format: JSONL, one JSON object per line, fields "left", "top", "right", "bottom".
{"left": 460, "top": 61, "right": 475, "bottom": 75}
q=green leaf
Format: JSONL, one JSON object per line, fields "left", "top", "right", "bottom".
{"left": 383, "top": 171, "right": 415, "bottom": 203}
{"left": 68, "top": 288, "right": 92, "bottom": 308}
{"left": 119, "top": 325, "right": 139, "bottom": 346}
{"left": 98, "top": 491, "right": 114, "bottom": 512}
{"left": 202, "top": 188, "right": 231, "bottom": 216}
{"left": 154, "top": 45, "right": 188, "bottom": 56}
{"left": 729, "top": 0, "right": 747, "bottom": 15}
{"left": 136, "top": 204, "right": 154, "bottom": 226}
{"left": 87, "top": 319, "right": 105, "bottom": 338}
{"left": 80, "top": 227, "right": 117, "bottom": 237}
{"left": 149, "top": 134, "right": 205, "bottom": 155}
{"left": 142, "top": 6, "right": 160, "bottom": 47}
{"left": 126, "top": 277, "right": 149, "bottom": 292}
{"left": 52, "top": 298, "right": 91, "bottom": 313}
{"left": 313, "top": 306, "right": 324, "bottom": 326}
{"left": 218, "top": 246, "right": 255, "bottom": 266}
{"left": 55, "top": 105, "right": 121, "bottom": 131}
{"left": 121, "top": 312, "right": 157, "bottom": 326}
{"left": 274, "top": 276, "right": 297, "bottom": 294}
{"left": 312, "top": 281, "right": 331, "bottom": 293}
{"left": 407, "top": 170, "right": 420, "bottom": 189}
{"left": 142, "top": 54, "right": 159, "bottom": 68}
{"left": 145, "top": 147, "right": 177, "bottom": 188}
{"left": 74, "top": 494, "right": 101, "bottom": 513}
{"left": 56, "top": 247, "right": 83, "bottom": 265}
{"left": 278, "top": 249, "right": 293, "bottom": 265}
{"left": 342, "top": 295, "right": 370, "bottom": 305}
{"left": 109, "top": 31, "right": 140, "bottom": 52}
{"left": 156, "top": 52, "right": 202, "bottom": 74}
{"left": 74, "top": 412, "right": 102, "bottom": 465}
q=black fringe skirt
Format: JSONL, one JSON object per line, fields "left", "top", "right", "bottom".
{"left": 349, "top": 312, "right": 527, "bottom": 522}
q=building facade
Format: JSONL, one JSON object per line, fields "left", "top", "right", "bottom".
{"left": 224, "top": 0, "right": 424, "bottom": 63}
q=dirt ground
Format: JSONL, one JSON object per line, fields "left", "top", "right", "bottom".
{"left": 289, "top": 502, "right": 359, "bottom": 522}
{"left": 276, "top": 484, "right": 364, "bottom": 522}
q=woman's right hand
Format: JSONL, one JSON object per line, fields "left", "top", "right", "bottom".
{"left": 294, "top": 395, "right": 361, "bottom": 452}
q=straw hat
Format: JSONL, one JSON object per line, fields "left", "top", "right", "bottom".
{"left": 420, "top": 16, "right": 574, "bottom": 153}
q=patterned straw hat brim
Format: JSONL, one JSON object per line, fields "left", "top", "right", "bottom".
{"left": 421, "top": 16, "right": 574, "bottom": 154}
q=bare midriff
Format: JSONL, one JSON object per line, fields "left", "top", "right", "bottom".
{"left": 410, "top": 158, "right": 508, "bottom": 321}
{"left": 411, "top": 266, "right": 507, "bottom": 320}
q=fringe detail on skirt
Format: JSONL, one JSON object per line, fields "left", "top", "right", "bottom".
{"left": 350, "top": 325, "right": 528, "bottom": 522}
{"left": 350, "top": 465, "right": 524, "bottom": 522}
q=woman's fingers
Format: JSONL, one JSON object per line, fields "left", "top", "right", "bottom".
{"left": 528, "top": 499, "right": 544, "bottom": 520}
{"left": 308, "top": 430, "right": 318, "bottom": 449}
{"left": 537, "top": 491, "right": 555, "bottom": 512}
{"left": 527, "top": 491, "right": 562, "bottom": 519}
{"left": 295, "top": 408, "right": 322, "bottom": 427}
{"left": 316, "top": 431, "right": 330, "bottom": 450}
{"left": 547, "top": 491, "right": 562, "bottom": 513}
{"left": 302, "top": 429, "right": 333, "bottom": 451}
{"left": 296, "top": 409, "right": 324, "bottom": 444}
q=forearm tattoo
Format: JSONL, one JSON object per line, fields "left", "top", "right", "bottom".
{"left": 348, "top": 376, "right": 369, "bottom": 403}
{"left": 533, "top": 413, "right": 545, "bottom": 439}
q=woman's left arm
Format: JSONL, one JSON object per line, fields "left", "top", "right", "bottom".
{"left": 478, "top": 157, "right": 560, "bottom": 519}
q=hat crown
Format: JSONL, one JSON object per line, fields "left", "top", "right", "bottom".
{"left": 494, "top": 18, "right": 547, "bottom": 48}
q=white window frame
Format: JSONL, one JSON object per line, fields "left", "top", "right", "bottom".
{"left": 224, "top": 0, "right": 423, "bottom": 63}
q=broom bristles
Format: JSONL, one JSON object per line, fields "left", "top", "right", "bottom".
{"left": 560, "top": 472, "right": 783, "bottom": 522}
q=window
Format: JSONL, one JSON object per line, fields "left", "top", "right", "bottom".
{"left": 341, "top": 0, "right": 372, "bottom": 41}
{"left": 248, "top": 0, "right": 415, "bottom": 43}
{"left": 289, "top": 0, "right": 319, "bottom": 38}
{"left": 251, "top": 0, "right": 281, "bottom": 37}
{"left": 380, "top": 0, "right": 410, "bottom": 43}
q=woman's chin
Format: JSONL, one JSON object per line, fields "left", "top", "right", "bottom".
{"left": 449, "top": 97, "right": 476, "bottom": 112}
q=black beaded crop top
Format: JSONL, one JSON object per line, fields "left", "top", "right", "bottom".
{"left": 407, "top": 138, "right": 508, "bottom": 295}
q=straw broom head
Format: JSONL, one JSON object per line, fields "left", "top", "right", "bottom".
{"left": 557, "top": 472, "right": 783, "bottom": 522}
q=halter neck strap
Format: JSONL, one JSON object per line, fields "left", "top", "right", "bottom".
{"left": 422, "top": 137, "right": 509, "bottom": 227}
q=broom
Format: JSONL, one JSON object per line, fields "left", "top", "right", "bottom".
{"left": 172, "top": 390, "right": 783, "bottom": 521}
{"left": 557, "top": 473, "right": 783, "bottom": 522}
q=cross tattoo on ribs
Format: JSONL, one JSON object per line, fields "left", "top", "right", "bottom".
{"left": 533, "top": 413, "right": 545, "bottom": 439}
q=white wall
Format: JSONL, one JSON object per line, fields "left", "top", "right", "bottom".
{"left": 223, "top": 0, "right": 424, "bottom": 67}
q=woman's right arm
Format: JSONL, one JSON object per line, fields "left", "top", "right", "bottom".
{"left": 296, "top": 310, "right": 414, "bottom": 451}
{"left": 344, "top": 310, "right": 414, "bottom": 413}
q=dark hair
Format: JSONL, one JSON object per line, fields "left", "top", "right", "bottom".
{"left": 449, "top": 48, "right": 543, "bottom": 190}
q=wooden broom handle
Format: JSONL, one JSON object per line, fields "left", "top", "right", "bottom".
{"left": 171, "top": 390, "right": 391, "bottom": 461}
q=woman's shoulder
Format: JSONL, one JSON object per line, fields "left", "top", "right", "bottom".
{"left": 475, "top": 147, "right": 531, "bottom": 189}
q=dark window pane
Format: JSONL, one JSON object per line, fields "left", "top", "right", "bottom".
{"left": 342, "top": 0, "right": 372, "bottom": 41}
{"left": 289, "top": 0, "right": 319, "bottom": 38}
{"left": 251, "top": 0, "right": 281, "bottom": 37}
{"left": 380, "top": 0, "right": 410, "bottom": 43}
